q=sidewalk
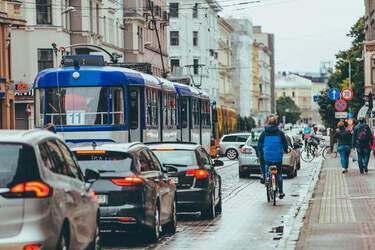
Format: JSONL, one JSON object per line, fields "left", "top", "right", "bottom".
{"left": 296, "top": 156, "right": 375, "bottom": 250}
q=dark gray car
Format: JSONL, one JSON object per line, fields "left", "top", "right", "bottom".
{"left": 0, "top": 130, "right": 100, "bottom": 250}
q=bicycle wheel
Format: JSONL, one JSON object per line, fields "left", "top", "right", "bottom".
{"left": 266, "top": 184, "right": 271, "bottom": 202}
{"left": 301, "top": 147, "right": 315, "bottom": 162}
{"left": 322, "top": 146, "right": 337, "bottom": 159}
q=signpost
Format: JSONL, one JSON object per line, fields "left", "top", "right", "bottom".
{"left": 335, "top": 112, "right": 348, "bottom": 119}
{"left": 335, "top": 99, "right": 348, "bottom": 112}
{"left": 328, "top": 88, "right": 340, "bottom": 101}
{"left": 341, "top": 87, "right": 353, "bottom": 101}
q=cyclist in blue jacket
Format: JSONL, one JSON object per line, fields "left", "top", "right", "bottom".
{"left": 258, "top": 116, "right": 289, "bottom": 199}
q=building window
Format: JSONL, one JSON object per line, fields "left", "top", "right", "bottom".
{"left": 292, "top": 91, "right": 295, "bottom": 97}
{"left": 138, "top": 26, "right": 143, "bottom": 52}
{"left": 193, "top": 59, "right": 199, "bottom": 75}
{"left": 170, "top": 59, "right": 180, "bottom": 72}
{"left": 89, "top": 1, "right": 93, "bottom": 32}
{"left": 103, "top": 17, "right": 107, "bottom": 41}
{"left": 372, "top": 57, "right": 375, "bottom": 85}
{"left": 37, "top": 49, "right": 54, "bottom": 71}
{"left": 96, "top": 3, "right": 100, "bottom": 35}
{"left": 193, "top": 31, "right": 198, "bottom": 46}
{"left": 108, "top": 18, "right": 115, "bottom": 44}
{"left": 192, "top": 3, "right": 198, "bottom": 18}
{"left": 36, "top": 0, "right": 52, "bottom": 25}
{"left": 170, "top": 31, "right": 179, "bottom": 46}
{"left": 169, "top": 3, "right": 179, "bottom": 18}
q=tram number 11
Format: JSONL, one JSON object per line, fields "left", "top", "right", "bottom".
{"left": 67, "top": 110, "right": 85, "bottom": 125}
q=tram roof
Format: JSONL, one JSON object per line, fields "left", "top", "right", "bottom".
{"left": 33, "top": 66, "right": 162, "bottom": 89}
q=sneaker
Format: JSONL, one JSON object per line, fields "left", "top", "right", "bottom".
{"left": 279, "top": 193, "right": 285, "bottom": 199}
{"left": 342, "top": 170, "right": 346, "bottom": 174}
{"left": 360, "top": 170, "right": 364, "bottom": 174}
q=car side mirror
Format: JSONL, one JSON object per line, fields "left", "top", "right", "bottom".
{"left": 85, "top": 169, "right": 100, "bottom": 184}
{"left": 213, "top": 159, "right": 224, "bottom": 167}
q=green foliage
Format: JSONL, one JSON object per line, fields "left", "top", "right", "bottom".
{"left": 237, "top": 115, "right": 256, "bottom": 132}
{"left": 276, "top": 97, "right": 301, "bottom": 124}
{"left": 318, "top": 17, "right": 365, "bottom": 128}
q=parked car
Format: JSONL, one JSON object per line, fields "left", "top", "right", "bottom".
{"left": 219, "top": 133, "right": 251, "bottom": 160}
{"left": 72, "top": 142, "right": 177, "bottom": 242}
{"left": 0, "top": 130, "right": 100, "bottom": 250}
{"left": 148, "top": 142, "right": 223, "bottom": 219}
{"left": 239, "top": 134, "right": 301, "bottom": 178}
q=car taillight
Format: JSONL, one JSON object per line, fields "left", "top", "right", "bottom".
{"left": 240, "top": 147, "right": 252, "bottom": 154}
{"left": 23, "top": 243, "right": 42, "bottom": 250}
{"left": 111, "top": 176, "right": 144, "bottom": 186}
{"left": 185, "top": 169, "right": 209, "bottom": 179}
{"left": 7, "top": 181, "right": 52, "bottom": 198}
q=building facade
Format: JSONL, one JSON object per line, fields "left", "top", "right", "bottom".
{"left": 227, "top": 18, "right": 253, "bottom": 117}
{"left": 168, "top": 0, "right": 222, "bottom": 101}
{"left": 364, "top": 0, "right": 375, "bottom": 97}
{"left": 253, "top": 26, "right": 274, "bottom": 123}
{"left": 0, "top": 0, "right": 25, "bottom": 129}
{"left": 276, "top": 73, "right": 313, "bottom": 123}
{"left": 124, "top": 0, "right": 169, "bottom": 76}
{"left": 217, "top": 17, "right": 234, "bottom": 109}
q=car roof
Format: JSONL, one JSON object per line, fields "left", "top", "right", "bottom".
{"left": 70, "top": 142, "right": 145, "bottom": 152}
{"left": 223, "top": 132, "right": 251, "bottom": 137}
{"left": 147, "top": 142, "right": 199, "bottom": 150}
{"left": 0, "top": 129, "right": 62, "bottom": 145}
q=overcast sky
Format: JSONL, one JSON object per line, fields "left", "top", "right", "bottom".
{"left": 222, "top": 0, "right": 365, "bottom": 73}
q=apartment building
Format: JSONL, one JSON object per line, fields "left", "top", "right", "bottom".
{"left": 167, "top": 0, "right": 222, "bottom": 101}
{"left": 124, "top": 0, "right": 169, "bottom": 76}
{"left": 0, "top": 0, "right": 25, "bottom": 129}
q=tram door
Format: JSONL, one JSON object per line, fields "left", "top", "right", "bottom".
{"left": 181, "top": 96, "right": 190, "bottom": 142}
{"left": 129, "top": 87, "right": 142, "bottom": 142}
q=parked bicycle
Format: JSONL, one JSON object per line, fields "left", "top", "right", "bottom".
{"left": 301, "top": 137, "right": 337, "bottom": 162}
{"left": 265, "top": 165, "right": 279, "bottom": 206}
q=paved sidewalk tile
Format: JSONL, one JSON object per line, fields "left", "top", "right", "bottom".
{"left": 296, "top": 156, "right": 375, "bottom": 250}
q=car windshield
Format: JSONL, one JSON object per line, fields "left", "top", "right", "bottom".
{"left": 0, "top": 143, "right": 38, "bottom": 188}
{"left": 74, "top": 151, "right": 133, "bottom": 173}
{"left": 152, "top": 150, "right": 197, "bottom": 166}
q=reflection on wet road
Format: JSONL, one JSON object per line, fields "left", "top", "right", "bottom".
{"left": 103, "top": 159, "right": 320, "bottom": 250}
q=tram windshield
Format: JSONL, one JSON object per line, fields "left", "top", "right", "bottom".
{"left": 35, "top": 87, "right": 124, "bottom": 127}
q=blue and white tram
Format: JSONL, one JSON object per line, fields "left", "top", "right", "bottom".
{"left": 33, "top": 64, "right": 211, "bottom": 150}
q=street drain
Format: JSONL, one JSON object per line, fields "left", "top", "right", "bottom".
{"left": 273, "top": 236, "right": 282, "bottom": 240}
{"left": 291, "top": 194, "right": 300, "bottom": 197}
{"left": 271, "top": 225, "right": 284, "bottom": 234}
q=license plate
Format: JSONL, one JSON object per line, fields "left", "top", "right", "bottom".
{"left": 96, "top": 195, "right": 108, "bottom": 205}
{"left": 170, "top": 177, "right": 179, "bottom": 184}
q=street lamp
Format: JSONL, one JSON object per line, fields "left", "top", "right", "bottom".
{"left": 345, "top": 54, "right": 363, "bottom": 88}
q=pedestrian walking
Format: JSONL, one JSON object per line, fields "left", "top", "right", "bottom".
{"left": 335, "top": 122, "right": 352, "bottom": 173}
{"left": 352, "top": 118, "right": 373, "bottom": 174}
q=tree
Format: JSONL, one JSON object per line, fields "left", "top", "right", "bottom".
{"left": 237, "top": 115, "right": 256, "bottom": 131}
{"left": 318, "top": 17, "right": 365, "bottom": 128}
{"left": 276, "top": 97, "right": 301, "bottom": 124}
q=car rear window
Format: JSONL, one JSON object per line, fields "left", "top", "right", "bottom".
{"left": 222, "top": 136, "right": 237, "bottom": 142}
{"left": 0, "top": 143, "right": 39, "bottom": 188}
{"left": 152, "top": 150, "right": 197, "bottom": 166}
{"left": 74, "top": 151, "right": 133, "bottom": 173}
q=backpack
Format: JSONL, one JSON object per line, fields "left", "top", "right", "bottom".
{"left": 356, "top": 125, "right": 370, "bottom": 147}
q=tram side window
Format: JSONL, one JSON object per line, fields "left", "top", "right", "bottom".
{"left": 170, "top": 94, "right": 176, "bottom": 127}
{"left": 146, "top": 88, "right": 159, "bottom": 128}
{"left": 129, "top": 89, "right": 139, "bottom": 129}
{"left": 164, "top": 93, "right": 177, "bottom": 128}
{"left": 202, "top": 101, "right": 211, "bottom": 128}
{"left": 182, "top": 97, "right": 189, "bottom": 129}
{"left": 192, "top": 99, "right": 200, "bottom": 127}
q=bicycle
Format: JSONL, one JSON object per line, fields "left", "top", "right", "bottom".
{"left": 300, "top": 138, "right": 336, "bottom": 162}
{"left": 265, "top": 165, "right": 279, "bottom": 206}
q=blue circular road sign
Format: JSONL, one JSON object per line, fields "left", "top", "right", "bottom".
{"left": 328, "top": 88, "right": 340, "bottom": 101}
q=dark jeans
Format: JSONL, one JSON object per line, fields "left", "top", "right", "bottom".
{"left": 357, "top": 148, "right": 371, "bottom": 172}
{"left": 262, "top": 161, "right": 283, "bottom": 193}
{"left": 337, "top": 145, "right": 351, "bottom": 170}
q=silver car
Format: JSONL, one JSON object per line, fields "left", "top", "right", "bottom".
{"left": 0, "top": 130, "right": 100, "bottom": 250}
{"left": 219, "top": 133, "right": 251, "bottom": 160}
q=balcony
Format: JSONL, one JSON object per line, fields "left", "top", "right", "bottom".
{"left": 0, "top": 0, "right": 25, "bottom": 25}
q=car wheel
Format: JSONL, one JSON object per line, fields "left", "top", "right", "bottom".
{"left": 163, "top": 200, "right": 177, "bottom": 234}
{"left": 226, "top": 149, "right": 238, "bottom": 160}
{"left": 147, "top": 205, "right": 161, "bottom": 243}
{"left": 201, "top": 193, "right": 216, "bottom": 219}
{"left": 56, "top": 224, "right": 70, "bottom": 250}
{"left": 239, "top": 170, "right": 248, "bottom": 178}
{"left": 215, "top": 185, "right": 222, "bottom": 214}
{"left": 86, "top": 221, "right": 101, "bottom": 250}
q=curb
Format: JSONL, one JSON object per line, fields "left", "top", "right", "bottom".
{"left": 277, "top": 159, "right": 324, "bottom": 250}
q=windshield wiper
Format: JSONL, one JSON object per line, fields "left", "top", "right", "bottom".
{"left": 97, "top": 169, "right": 117, "bottom": 173}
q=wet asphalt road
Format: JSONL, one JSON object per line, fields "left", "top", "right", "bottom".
{"left": 102, "top": 159, "right": 320, "bottom": 250}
